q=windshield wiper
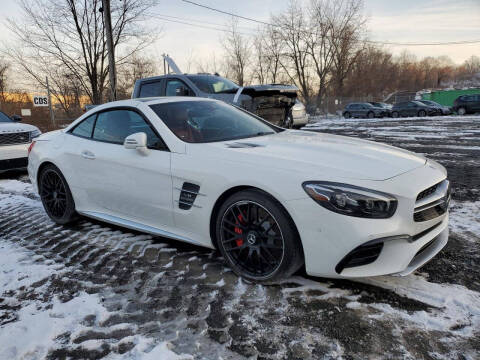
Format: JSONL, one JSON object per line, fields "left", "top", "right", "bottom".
{"left": 255, "top": 131, "right": 275, "bottom": 136}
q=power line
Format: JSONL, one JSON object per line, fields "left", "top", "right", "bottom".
{"left": 148, "top": 12, "right": 255, "bottom": 32}
{"left": 180, "top": 0, "right": 480, "bottom": 46}
{"left": 181, "top": 0, "right": 271, "bottom": 26}
{"left": 148, "top": 13, "right": 256, "bottom": 36}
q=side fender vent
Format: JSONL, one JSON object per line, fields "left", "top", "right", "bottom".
{"left": 178, "top": 182, "right": 201, "bottom": 210}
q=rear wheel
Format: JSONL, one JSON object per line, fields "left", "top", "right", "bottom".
{"left": 367, "top": 111, "right": 375, "bottom": 119}
{"left": 418, "top": 110, "right": 427, "bottom": 117}
{"left": 344, "top": 112, "right": 351, "bottom": 119}
{"left": 392, "top": 111, "right": 399, "bottom": 118}
{"left": 39, "top": 164, "right": 77, "bottom": 224}
{"left": 457, "top": 107, "right": 466, "bottom": 115}
{"left": 284, "top": 112, "right": 293, "bottom": 128}
{"left": 215, "top": 190, "right": 304, "bottom": 282}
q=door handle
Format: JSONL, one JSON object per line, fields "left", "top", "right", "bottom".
{"left": 81, "top": 150, "right": 96, "bottom": 160}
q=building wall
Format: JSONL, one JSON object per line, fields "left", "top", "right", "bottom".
{"left": 422, "top": 89, "right": 480, "bottom": 106}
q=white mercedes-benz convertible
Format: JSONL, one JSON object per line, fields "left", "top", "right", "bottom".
{"left": 28, "top": 97, "right": 450, "bottom": 282}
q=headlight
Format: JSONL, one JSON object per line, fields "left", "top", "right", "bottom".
{"left": 30, "top": 129, "right": 42, "bottom": 139}
{"left": 302, "top": 181, "right": 397, "bottom": 218}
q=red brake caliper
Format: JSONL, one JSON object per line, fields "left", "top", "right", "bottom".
{"left": 235, "top": 214, "right": 244, "bottom": 247}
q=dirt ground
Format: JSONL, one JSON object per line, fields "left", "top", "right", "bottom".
{"left": 0, "top": 114, "right": 479, "bottom": 359}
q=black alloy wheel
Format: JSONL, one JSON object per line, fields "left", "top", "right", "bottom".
{"left": 216, "top": 190, "right": 303, "bottom": 282}
{"left": 418, "top": 110, "right": 427, "bottom": 117}
{"left": 344, "top": 112, "right": 351, "bottom": 119}
{"left": 392, "top": 111, "right": 399, "bottom": 118}
{"left": 39, "top": 165, "right": 77, "bottom": 224}
{"left": 367, "top": 111, "right": 375, "bottom": 119}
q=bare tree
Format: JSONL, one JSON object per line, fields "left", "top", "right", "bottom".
{"left": 0, "top": 59, "right": 9, "bottom": 106}
{"left": 6, "top": 0, "right": 157, "bottom": 105}
{"left": 325, "top": 0, "right": 366, "bottom": 97}
{"left": 222, "top": 18, "right": 251, "bottom": 86}
{"left": 116, "top": 53, "right": 156, "bottom": 99}
{"left": 272, "top": 1, "right": 314, "bottom": 105}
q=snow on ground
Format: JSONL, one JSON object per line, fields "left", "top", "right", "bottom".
{"left": 0, "top": 240, "right": 192, "bottom": 359}
{"left": 1, "top": 111, "right": 480, "bottom": 360}
{"left": 306, "top": 114, "right": 480, "bottom": 126}
{"left": 449, "top": 200, "right": 480, "bottom": 239}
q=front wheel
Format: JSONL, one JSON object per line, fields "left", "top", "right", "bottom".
{"left": 215, "top": 190, "right": 304, "bottom": 282}
{"left": 367, "top": 111, "right": 375, "bottom": 119}
{"left": 39, "top": 164, "right": 77, "bottom": 224}
{"left": 343, "top": 112, "right": 351, "bottom": 119}
{"left": 392, "top": 111, "right": 399, "bottom": 118}
{"left": 418, "top": 110, "right": 427, "bottom": 117}
{"left": 457, "top": 107, "right": 466, "bottom": 115}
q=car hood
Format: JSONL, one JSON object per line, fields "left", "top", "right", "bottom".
{"left": 207, "top": 130, "right": 427, "bottom": 181}
{"left": 0, "top": 122, "right": 38, "bottom": 133}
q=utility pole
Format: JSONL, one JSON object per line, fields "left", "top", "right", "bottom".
{"left": 46, "top": 76, "right": 55, "bottom": 128}
{"left": 102, "top": 0, "right": 117, "bottom": 101}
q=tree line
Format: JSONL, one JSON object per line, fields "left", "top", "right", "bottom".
{"left": 219, "top": 0, "right": 480, "bottom": 109}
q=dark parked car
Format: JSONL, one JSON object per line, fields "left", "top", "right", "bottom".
{"left": 391, "top": 101, "right": 440, "bottom": 118}
{"left": 452, "top": 94, "right": 480, "bottom": 115}
{"left": 342, "top": 103, "right": 388, "bottom": 119}
{"left": 418, "top": 100, "right": 451, "bottom": 115}
{"left": 368, "top": 102, "right": 392, "bottom": 116}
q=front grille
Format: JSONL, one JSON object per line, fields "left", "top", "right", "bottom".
{"left": 335, "top": 241, "right": 384, "bottom": 273}
{"left": 0, "top": 157, "right": 28, "bottom": 171}
{"left": 414, "top": 206, "right": 447, "bottom": 222}
{"left": 416, "top": 182, "right": 439, "bottom": 201}
{"left": 414, "top": 179, "right": 450, "bottom": 222}
{"left": 0, "top": 131, "right": 31, "bottom": 145}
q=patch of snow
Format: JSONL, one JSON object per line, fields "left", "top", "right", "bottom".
{"left": 449, "top": 201, "right": 480, "bottom": 239}
{"left": 0, "top": 241, "right": 60, "bottom": 292}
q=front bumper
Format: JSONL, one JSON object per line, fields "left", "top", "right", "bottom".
{"left": 286, "top": 164, "right": 449, "bottom": 278}
{"left": 293, "top": 114, "right": 309, "bottom": 126}
{"left": 0, "top": 143, "right": 30, "bottom": 172}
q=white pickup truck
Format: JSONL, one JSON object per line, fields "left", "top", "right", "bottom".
{"left": 0, "top": 111, "right": 41, "bottom": 173}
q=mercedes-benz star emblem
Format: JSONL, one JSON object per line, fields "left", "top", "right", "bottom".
{"left": 247, "top": 233, "right": 256, "bottom": 245}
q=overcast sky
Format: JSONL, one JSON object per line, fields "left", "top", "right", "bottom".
{"left": 1, "top": 0, "right": 479, "bottom": 73}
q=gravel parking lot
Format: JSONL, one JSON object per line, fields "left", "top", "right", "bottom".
{"left": 1, "top": 115, "right": 479, "bottom": 359}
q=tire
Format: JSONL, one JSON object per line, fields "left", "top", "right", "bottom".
{"left": 284, "top": 112, "right": 293, "bottom": 128}
{"left": 418, "top": 110, "right": 427, "bottom": 117}
{"left": 344, "top": 112, "right": 351, "bottom": 119}
{"left": 367, "top": 111, "right": 375, "bottom": 119}
{"left": 392, "top": 111, "right": 399, "bottom": 118}
{"left": 457, "top": 107, "right": 466, "bottom": 115}
{"left": 215, "top": 189, "right": 304, "bottom": 283}
{"left": 39, "top": 164, "right": 77, "bottom": 224}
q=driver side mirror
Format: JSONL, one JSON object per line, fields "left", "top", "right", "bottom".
{"left": 175, "top": 86, "right": 191, "bottom": 96}
{"left": 124, "top": 132, "right": 149, "bottom": 156}
{"left": 11, "top": 115, "right": 22, "bottom": 122}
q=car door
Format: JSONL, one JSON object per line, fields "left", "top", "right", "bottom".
{"left": 472, "top": 95, "right": 480, "bottom": 112}
{"left": 350, "top": 104, "right": 359, "bottom": 117}
{"left": 70, "top": 107, "right": 174, "bottom": 228}
{"left": 405, "top": 102, "right": 416, "bottom": 116}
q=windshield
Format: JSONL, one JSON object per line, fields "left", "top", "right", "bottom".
{"left": 186, "top": 75, "right": 239, "bottom": 94}
{"left": 0, "top": 111, "right": 13, "bottom": 122}
{"left": 150, "top": 100, "right": 278, "bottom": 143}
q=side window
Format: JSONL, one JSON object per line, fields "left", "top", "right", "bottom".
{"left": 93, "top": 109, "right": 166, "bottom": 149}
{"left": 165, "top": 79, "right": 194, "bottom": 97}
{"left": 71, "top": 114, "right": 96, "bottom": 138}
{"left": 139, "top": 81, "right": 162, "bottom": 97}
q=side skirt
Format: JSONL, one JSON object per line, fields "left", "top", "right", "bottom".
{"left": 78, "top": 210, "right": 205, "bottom": 247}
